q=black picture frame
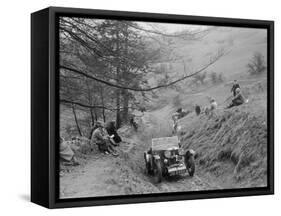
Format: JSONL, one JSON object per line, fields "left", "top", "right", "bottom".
{"left": 31, "top": 6, "right": 274, "bottom": 209}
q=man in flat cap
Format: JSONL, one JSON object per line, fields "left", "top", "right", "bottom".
{"left": 91, "top": 121, "right": 118, "bottom": 156}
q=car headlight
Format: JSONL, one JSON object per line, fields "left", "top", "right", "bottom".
{"left": 164, "top": 150, "right": 171, "bottom": 158}
{"left": 177, "top": 126, "right": 182, "bottom": 132}
{"left": 178, "top": 148, "right": 185, "bottom": 155}
{"left": 189, "top": 149, "right": 195, "bottom": 155}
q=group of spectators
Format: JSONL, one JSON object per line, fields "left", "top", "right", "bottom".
{"left": 199, "top": 79, "right": 246, "bottom": 115}
{"left": 179, "top": 79, "right": 246, "bottom": 121}
{"left": 171, "top": 80, "right": 246, "bottom": 135}
{"left": 60, "top": 120, "right": 123, "bottom": 165}
{"left": 226, "top": 80, "right": 246, "bottom": 108}
{"left": 91, "top": 121, "right": 122, "bottom": 156}
{"left": 60, "top": 80, "right": 247, "bottom": 164}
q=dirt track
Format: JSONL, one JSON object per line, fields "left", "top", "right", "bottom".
{"left": 60, "top": 105, "right": 220, "bottom": 199}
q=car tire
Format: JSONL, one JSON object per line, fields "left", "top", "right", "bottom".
{"left": 186, "top": 155, "right": 195, "bottom": 177}
{"left": 144, "top": 152, "right": 152, "bottom": 175}
{"left": 153, "top": 160, "right": 162, "bottom": 183}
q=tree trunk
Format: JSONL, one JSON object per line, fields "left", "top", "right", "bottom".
{"left": 115, "top": 24, "right": 121, "bottom": 129}
{"left": 121, "top": 23, "right": 129, "bottom": 124}
{"left": 88, "top": 127, "right": 94, "bottom": 140}
{"left": 85, "top": 78, "right": 96, "bottom": 125}
{"left": 100, "top": 87, "right": 106, "bottom": 122}
{"left": 122, "top": 89, "right": 129, "bottom": 123}
{"left": 72, "top": 104, "right": 82, "bottom": 136}
{"left": 90, "top": 108, "right": 95, "bottom": 125}
{"left": 116, "top": 88, "right": 121, "bottom": 129}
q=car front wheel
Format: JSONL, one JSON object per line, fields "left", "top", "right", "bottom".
{"left": 144, "top": 152, "right": 152, "bottom": 175}
{"left": 185, "top": 153, "right": 195, "bottom": 177}
{"left": 153, "top": 160, "right": 162, "bottom": 183}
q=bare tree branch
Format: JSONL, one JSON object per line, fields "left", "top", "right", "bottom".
{"left": 60, "top": 50, "right": 227, "bottom": 92}
{"left": 127, "top": 22, "right": 214, "bottom": 39}
{"left": 61, "top": 99, "right": 138, "bottom": 111}
{"left": 60, "top": 24, "right": 150, "bottom": 69}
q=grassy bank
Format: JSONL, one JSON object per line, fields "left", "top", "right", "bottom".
{"left": 178, "top": 98, "right": 267, "bottom": 188}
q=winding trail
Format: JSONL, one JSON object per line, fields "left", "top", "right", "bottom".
{"left": 139, "top": 104, "right": 221, "bottom": 192}
{"left": 60, "top": 104, "right": 220, "bottom": 199}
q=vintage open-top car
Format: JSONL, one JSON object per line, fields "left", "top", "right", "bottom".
{"left": 144, "top": 136, "right": 195, "bottom": 183}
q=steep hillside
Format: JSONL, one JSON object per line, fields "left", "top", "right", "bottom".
{"left": 176, "top": 80, "right": 267, "bottom": 188}
{"left": 150, "top": 27, "right": 268, "bottom": 85}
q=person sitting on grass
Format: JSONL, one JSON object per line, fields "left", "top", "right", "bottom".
{"left": 176, "top": 108, "right": 184, "bottom": 118}
{"left": 195, "top": 104, "right": 201, "bottom": 116}
{"left": 226, "top": 88, "right": 245, "bottom": 109}
{"left": 171, "top": 112, "right": 180, "bottom": 134}
{"left": 91, "top": 121, "right": 119, "bottom": 156}
{"left": 105, "top": 121, "right": 122, "bottom": 145}
{"left": 204, "top": 97, "right": 217, "bottom": 115}
{"left": 60, "top": 137, "right": 80, "bottom": 166}
{"left": 231, "top": 80, "right": 240, "bottom": 96}
{"left": 129, "top": 114, "right": 138, "bottom": 131}
{"left": 210, "top": 98, "right": 218, "bottom": 110}
{"left": 176, "top": 107, "right": 190, "bottom": 119}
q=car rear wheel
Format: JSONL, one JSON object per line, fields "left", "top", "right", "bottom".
{"left": 188, "top": 156, "right": 195, "bottom": 176}
{"left": 144, "top": 152, "right": 152, "bottom": 175}
{"left": 185, "top": 153, "right": 195, "bottom": 177}
{"left": 153, "top": 160, "right": 162, "bottom": 183}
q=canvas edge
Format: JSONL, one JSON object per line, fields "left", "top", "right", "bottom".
{"left": 30, "top": 6, "right": 274, "bottom": 209}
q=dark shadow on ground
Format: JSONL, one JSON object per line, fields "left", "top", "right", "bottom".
{"left": 165, "top": 174, "right": 192, "bottom": 182}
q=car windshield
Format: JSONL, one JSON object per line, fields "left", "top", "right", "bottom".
{"left": 152, "top": 136, "right": 179, "bottom": 151}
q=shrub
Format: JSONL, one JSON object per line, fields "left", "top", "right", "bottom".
{"left": 193, "top": 72, "right": 207, "bottom": 85}
{"left": 210, "top": 72, "right": 224, "bottom": 84}
{"left": 247, "top": 52, "right": 266, "bottom": 75}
